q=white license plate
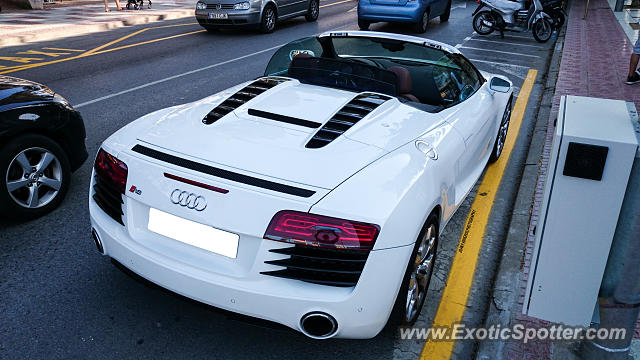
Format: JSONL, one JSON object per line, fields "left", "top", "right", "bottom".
{"left": 208, "top": 12, "right": 228, "bottom": 19}
{"left": 148, "top": 208, "right": 239, "bottom": 258}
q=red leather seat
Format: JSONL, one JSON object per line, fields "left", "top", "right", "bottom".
{"left": 388, "top": 66, "right": 420, "bottom": 103}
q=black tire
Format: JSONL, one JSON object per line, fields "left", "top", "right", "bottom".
{"left": 0, "top": 134, "right": 71, "bottom": 220}
{"left": 413, "top": 9, "right": 430, "bottom": 34}
{"left": 260, "top": 5, "right": 277, "bottom": 33}
{"left": 305, "top": 0, "right": 319, "bottom": 22}
{"left": 358, "top": 18, "right": 370, "bottom": 30}
{"left": 440, "top": 0, "right": 451, "bottom": 22}
{"left": 389, "top": 212, "right": 439, "bottom": 326}
{"left": 532, "top": 18, "right": 552, "bottom": 42}
{"left": 489, "top": 95, "right": 513, "bottom": 163}
{"left": 473, "top": 10, "right": 495, "bottom": 35}
{"left": 126, "top": 3, "right": 131, "bottom": 9}
{"left": 204, "top": 26, "right": 218, "bottom": 33}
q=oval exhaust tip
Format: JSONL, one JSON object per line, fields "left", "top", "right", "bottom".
{"left": 92, "top": 228, "right": 104, "bottom": 254}
{"left": 300, "top": 312, "right": 338, "bottom": 339}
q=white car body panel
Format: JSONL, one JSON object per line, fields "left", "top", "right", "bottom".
{"left": 89, "top": 32, "right": 513, "bottom": 339}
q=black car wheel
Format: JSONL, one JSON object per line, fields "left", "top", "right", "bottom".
{"left": 260, "top": 5, "right": 277, "bottom": 33}
{"left": 489, "top": 96, "right": 512, "bottom": 163}
{"left": 305, "top": 0, "right": 319, "bottom": 22}
{"left": 414, "top": 9, "right": 430, "bottom": 33}
{"left": 358, "top": 18, "right": 370, "bottom": 30}
{"left": 389, "top": 212, "right": 439, "bottom": 326}
{"left": 440, "top": 0, "right": 451, "bottom": 22}
{"left": 0, "top": 134, "right": 71, "bottom": 220}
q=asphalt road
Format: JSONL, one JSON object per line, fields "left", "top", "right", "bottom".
{"left": 0, "top": 2, "right": 556, "bottom": 359}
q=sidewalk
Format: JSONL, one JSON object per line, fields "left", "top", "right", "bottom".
{"left": 0, "top": 0, "right": 195, "bottom": 47}
{"left": 477, "top": 0, "right": 640, "bottom": 358}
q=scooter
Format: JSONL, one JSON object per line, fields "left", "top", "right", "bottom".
{"left": 472, "top": 0, "right": 554, "bottom": 43}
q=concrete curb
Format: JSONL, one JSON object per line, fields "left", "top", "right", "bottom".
{"left": 474, "top": 25, "right": 567, "bottom": 360}
{"left": 0, "top": 8, "right": 194, "bottom": 48}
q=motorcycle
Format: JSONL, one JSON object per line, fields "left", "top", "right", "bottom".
{"left": 472, "top": 0, "right": 554, "bottom": 43}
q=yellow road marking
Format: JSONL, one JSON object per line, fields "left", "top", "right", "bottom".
{"left": 83, "top": 28, "right": 150, "bottom": 56}
{"left": 17, "top": 50, "right": 70, "bottom": 57}
{"left": 88, "top": 29, "right": 206, "bottom": 55}
{"left": 153, "top": 22, "right": 199, "bottom": 29}
{"left": 320, "top": 0, "right": 354, "bottom": 8}
{"left": 43, "top": 47, "right": 85, "bottom": 52}
{"left": 0, "top": 29, "right": 205, "bottom": 75}
{"left": 0, "top": 56, "right": 44, "bottom": 63}
{"left": 421, "top": 69, "right": 538, "bottom": 359}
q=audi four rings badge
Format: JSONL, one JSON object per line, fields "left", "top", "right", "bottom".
{"left": 170, "top": 189, "right": 207, "bottom": 211}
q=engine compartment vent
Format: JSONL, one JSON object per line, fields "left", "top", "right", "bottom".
{"left": 306, "top": 93, "right": 391, "bottom": 148}
{"left": 202, "top": 77, "right": 289, "bottom": 125}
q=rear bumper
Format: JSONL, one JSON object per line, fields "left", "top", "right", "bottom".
{"left": 89, "top": 190, "right": 412, "bottom": 339}
{"left": 195, "top": 10, "right": 261, "bottom": 26}
{"left": 358, "top": 0, "right": 423, "bottom": 22}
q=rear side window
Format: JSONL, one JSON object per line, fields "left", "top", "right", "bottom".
{"left": 264, "top": 37, "right": 324, "bottom": 76}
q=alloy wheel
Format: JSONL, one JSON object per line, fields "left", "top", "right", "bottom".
{"left": 421, "top": 11, "right": 429, "bottom": 32}
{"left": 5, "top": 147, "right": 63, "bottom": 209}
{"left": 495, "top": 99, "right": 512, "bottom": 158}
{"left": 405, "top": 223, "right": 437, "bottom": 322}
{"left": 265, "top": 8, "right": 275, "bottom": 32}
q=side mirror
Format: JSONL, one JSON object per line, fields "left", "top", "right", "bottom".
{"left": 489, "top": 77, "right": 511, "bottom": 93}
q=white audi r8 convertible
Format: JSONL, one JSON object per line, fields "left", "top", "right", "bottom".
{"left": 89, "top": 31, "right": 513, "bottom": 339}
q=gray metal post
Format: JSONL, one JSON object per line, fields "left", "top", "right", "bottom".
{"left": 615, "top": 0, "right": 624, "bottom": 12}
{"left": 582, "top": 102, "right": 640, "bottom": 359}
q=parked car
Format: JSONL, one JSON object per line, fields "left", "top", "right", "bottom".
{"left": 195, "top": 0, "right": 319, "bottom": 33}
{"left": 0, "top": 76, "right": 87, "bottom": 220}
{"left": 358, "top": 0, "right": 451, "bottom": 33}
{"left": 89, "top": 31, "right": 512, "bottom": 339}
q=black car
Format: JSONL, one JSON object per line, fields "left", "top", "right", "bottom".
{"left": 0, "top": 76, "right": 87, "bottom": 220}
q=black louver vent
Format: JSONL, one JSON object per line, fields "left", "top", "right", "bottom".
{"left": 203, "top": 77, "right": 289, "bottom": 125}
{"left": 261, "top": 245, "right": 370, "bottom": 287}
{"left": 306, "top": 93, "right": 391, "bottom": 148}
{"left": 92, "top": 174, "right": 124, "bottom": 226}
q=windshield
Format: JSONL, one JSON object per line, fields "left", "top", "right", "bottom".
{"left": 330, "top": 37, "right": 455, "bottom": 68}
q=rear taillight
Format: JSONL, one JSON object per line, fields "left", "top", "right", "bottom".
{"left": 264, "top": 210, "right": 380, "bottom": 251}
{"left": 94, "top": 148, "right": 128, "bottom": 194}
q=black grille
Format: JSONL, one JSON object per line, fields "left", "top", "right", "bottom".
{"left": 306, "top": 93, "right": 391, "bottom": 148}
{"left": 206, "top": 3, "right": 234, "bottom": 9}
{"left": 261, "top": 245, "right": 370, "bottom": 287}
{"left": 92, "top": 173, "right": 124, "bottom": 225}
{"left": 203, "top": 77, "right": 289, "bottom": 125}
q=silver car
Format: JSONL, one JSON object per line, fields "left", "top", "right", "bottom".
{"left": 196, "top": 0, "right": 319, "bottom": 33}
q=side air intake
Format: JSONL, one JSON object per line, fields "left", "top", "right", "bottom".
{"left": 306, "top": 93, "right": 391, "bottom": 148}
{"left": 202, "top": 77, "right": 289, "bottom": 125}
